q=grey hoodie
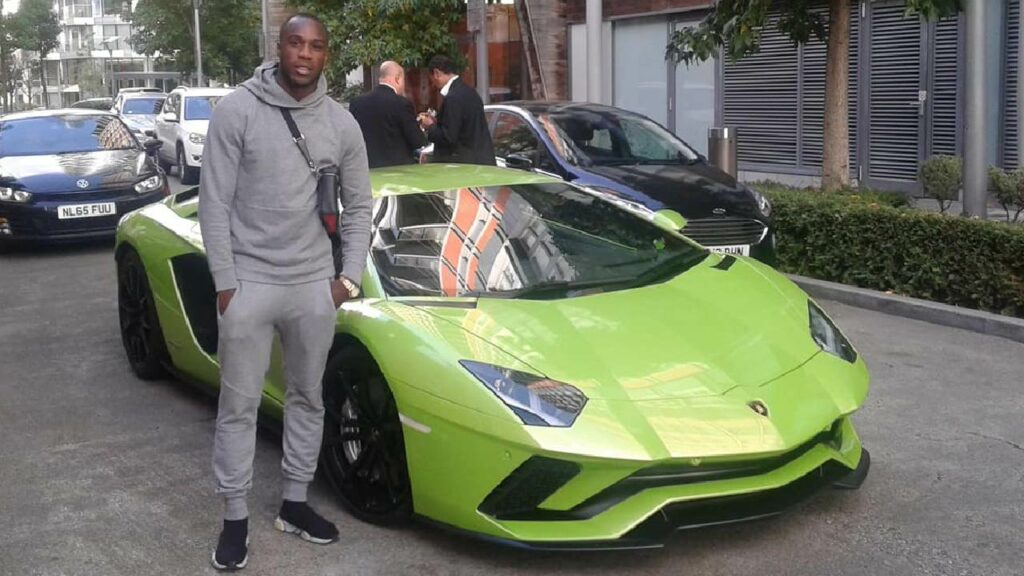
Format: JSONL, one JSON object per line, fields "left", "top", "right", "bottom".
{"left": 199, "top": 62, "right": 372, "bottom": 291}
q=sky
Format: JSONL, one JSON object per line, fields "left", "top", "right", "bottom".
{"left": 3, "top": 0, "right": 21, "bottom": 15}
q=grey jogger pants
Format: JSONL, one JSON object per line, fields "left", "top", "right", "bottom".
{"left": 212, "top": 278, "right": 337, "bottom": 521}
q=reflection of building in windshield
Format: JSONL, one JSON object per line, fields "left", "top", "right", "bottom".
{"left": 93, "top": 116, "right": 134, "bottom": 150}
{"left": 373, "top": 187, "right": 572, "bottom": 297}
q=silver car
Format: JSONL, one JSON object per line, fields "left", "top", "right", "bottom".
{"left": 111, "top": 93, "right": 167, "bottom": 141}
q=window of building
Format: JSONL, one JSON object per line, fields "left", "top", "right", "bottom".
{"left": 66, "top": 25, "right": 95, "bottom": 51}
{"left": 67, "top": 0, "right": 93, "bottom": 18}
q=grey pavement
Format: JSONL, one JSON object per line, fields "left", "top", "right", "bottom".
{"left": 1, "top": 173, "right": 1022, "bottom": 575}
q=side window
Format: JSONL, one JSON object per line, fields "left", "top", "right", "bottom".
{"left": 493, "top": 113, "right": 543, "bottom": 163}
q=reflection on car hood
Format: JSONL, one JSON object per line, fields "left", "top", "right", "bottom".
{"left": 585, "top": 162, "right": 761, "bottom": 219}
{"left": 0, "top": 150, "right": 148, "bottom": 193}
{"left": 416, "top": 256, "right": 818, "bottom": 402}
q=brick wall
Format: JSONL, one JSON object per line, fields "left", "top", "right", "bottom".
{"left": 565, "top": 0, "right": 709, "bottom": 23}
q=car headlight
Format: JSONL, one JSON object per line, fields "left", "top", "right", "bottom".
{"left": 0, "top": 187, "right": 32, "bottom": 203}
{"left": 134, "top": 174, "right": 163, "bottom": 194}
{"left": 808, "top": 301, "right": 857, "bottom": 363}
{"left": 751, "top": 189, "right": 772, "bottom": 217}
{"left": 460, "top": 360, "right": 588, "bottom": 427}
{"left": 188, "top": 132, "right": 205, "bottom": 145}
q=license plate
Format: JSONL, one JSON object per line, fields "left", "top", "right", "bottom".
{"left": 58, "top": 202, "right": 116, "bottom": 220}
{"left": 709, "top": 244, "right": 750, "bottom": 256}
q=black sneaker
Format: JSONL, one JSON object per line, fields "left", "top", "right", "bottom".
{"left": 274, "top": 500, "right": 339, "bottom": 545}
{"left": 211, "top": 518, "right": 249, "bottom": 571}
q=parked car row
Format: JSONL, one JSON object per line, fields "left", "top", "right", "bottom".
{"left": 0, "top": 86, "right": 233, "bottom": 245}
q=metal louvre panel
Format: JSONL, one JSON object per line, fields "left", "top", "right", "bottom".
{"left": 683, "top": 217, "right": 767, "bottom": 247}
{"left": 1005, "top": 0, "right": 1020, "bottom": 168}
{"left": 868, "top": 2, "right": 922, "bottom": 181}
{"left": 930, "top": 15, "right": 961, "bottom": 157}
{"left": 801, "top": 19, "right": 827, "bottom": 166}
{"left": 723, "top": 16, "right": 799, "bottom": 166}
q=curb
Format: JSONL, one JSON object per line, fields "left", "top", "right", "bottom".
{"left": 788, "top": 274, "right": 1024, "bottom": 344}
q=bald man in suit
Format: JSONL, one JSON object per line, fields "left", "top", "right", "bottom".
{"left": 349, "top": 61, "right": 427, "bottom": 168}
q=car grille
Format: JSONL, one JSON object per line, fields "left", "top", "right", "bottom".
{"left": 684, "top": 217, "right": 767, "bottom": 247}
{"left": 45, "top": 188, "right": 140, "bottom": 203}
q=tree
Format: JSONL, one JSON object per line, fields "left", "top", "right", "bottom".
{"left": 288, "top": 0, "right": 465, "bottom": 93}
{"left": 13, "top": 0, "right": 61, "bottom": 108}
{"left": 667, "top": 0, "right": 962, "bottom": 191}
{"left": 130, "top": 0, "right": 261, "bottom": 84}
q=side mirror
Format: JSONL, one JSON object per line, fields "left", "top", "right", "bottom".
{"left": 651, "top": 209, "right": 687, "bottom": 231}
{"left": 504, "top": 153, "right": 534, "bottom": 171}
{"left": 144, "top": 129, "right": 156, "bottom": 138}
{"left": 162, "top": 112, "right": 178, "bottom": 123}
{"left": 143, "top": 139, "right": 163, "bottom": 155}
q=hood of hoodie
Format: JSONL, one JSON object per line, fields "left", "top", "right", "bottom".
{"left": 240, "top": 62, "right": 328, "bottom": 110}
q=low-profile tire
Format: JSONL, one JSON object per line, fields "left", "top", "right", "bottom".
{"left": 178, "top": 145, "right": 199, "bottom": 185}
{"left": 117, "top": 248, "right": 169, "bottom": 380}
{"left": 158, "top": 154, "right": 172, "bottom": 175}
{"left": 320, "top": 345, "right": 412, "bottom": 525}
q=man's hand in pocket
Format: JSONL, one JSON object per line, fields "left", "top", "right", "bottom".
{"left": 217, "top": 289, "right": 236, "bottom": 316}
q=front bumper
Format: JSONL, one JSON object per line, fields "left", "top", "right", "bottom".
{"left": 0, "top": 191, "right": 165, "bottom": 242}
{"left": 423, "top": 446, "right": 870, "bottom": 550}
{"left": 182, "top": 140, "right": 204, "bottom": 167}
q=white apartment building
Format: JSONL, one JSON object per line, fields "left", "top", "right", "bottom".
{"left": 36, "top": 0, "right": 180, "bottom": 107}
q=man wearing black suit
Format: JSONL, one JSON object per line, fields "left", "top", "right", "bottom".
{"left": 349, "top": 61, "right": 426, "bottom": 168}
{"left": 418, "top": 55, "right": 495, "bottom": 165}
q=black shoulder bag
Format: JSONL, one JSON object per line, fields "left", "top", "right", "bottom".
{"left": 279, "top": 107, "right": 343, "bottom": 278}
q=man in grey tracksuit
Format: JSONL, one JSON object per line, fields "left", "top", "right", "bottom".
{"left": 198, "top": 14, "right": 371, "bottom": 571}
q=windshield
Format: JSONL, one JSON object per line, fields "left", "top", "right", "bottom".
{"left": 372, "top": 183, "right": 706, "bottom": 299}
{"left": 536, "top": 109, "right": 701, "bottom": 167}
{"left": 184, "top": 96, "right": 223, "bottom": 121}
{"left": 0, "top": 116, "right": 137, "bottom": 156}
{"left": 122, "top": 98, "right": 164, "bottom": 115}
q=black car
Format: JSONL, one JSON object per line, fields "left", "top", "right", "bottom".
{"left": 0, "top": 110, "right": 167, "bottom": 244}
{"left": 484, "top": 102, "right": 775, "bottom": 263}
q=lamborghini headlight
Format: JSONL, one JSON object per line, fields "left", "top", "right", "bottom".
{"left": 0, "top": 187, "right": 31, "bottom": 203}
{"left": 134, "top": 174, "right": 163, "bottom": 194}
{"left": 808, "top": 301, "right": 857, "bottom": 363}
{"left": 460, "top": 360, "right": 588, "bottom": 427}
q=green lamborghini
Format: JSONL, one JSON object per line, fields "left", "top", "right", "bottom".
{"left": 114, "top": 164, "right": 869, "bottom": 549}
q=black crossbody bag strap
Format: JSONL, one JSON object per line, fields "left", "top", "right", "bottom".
{"left": 279, "top": 107, "right": 317, "bottom": 174}
{"left": 278, "top": 107, "right": 345, "bottom": 279}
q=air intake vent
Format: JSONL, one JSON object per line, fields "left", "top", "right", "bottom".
{"left": 478, "top": 456, "right": 580, "bottom": 519}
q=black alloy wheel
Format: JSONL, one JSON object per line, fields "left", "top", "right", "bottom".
{"left": 320, "top": 346, "right": 412, "bottom": 525}
{"left": 117, "top": 248, "right": 169, "bottom": 380}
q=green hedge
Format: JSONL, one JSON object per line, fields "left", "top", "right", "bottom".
{"left": 763, "top": 188, "right": 1024, "bottom": 318}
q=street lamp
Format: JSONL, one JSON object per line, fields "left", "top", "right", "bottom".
{"left": 193, "top": 0, "right": 203, "bottom": 86}
{"left": 100, "top": 35, "right": 119, "bottom": 96}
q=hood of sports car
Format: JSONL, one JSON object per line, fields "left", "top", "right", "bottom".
{"left": 415, "top": 256, "right": 821, "bottom": 402}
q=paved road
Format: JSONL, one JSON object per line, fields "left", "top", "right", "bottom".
{"left": 1, "top": 174, "right": 1022, "bottom": 575}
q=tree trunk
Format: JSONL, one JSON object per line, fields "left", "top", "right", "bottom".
{"left": 822, "top": 0, "right": 851, "bottom": 191}
{"left": 40, "top": 51, "right": 49, "bottom": 109}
